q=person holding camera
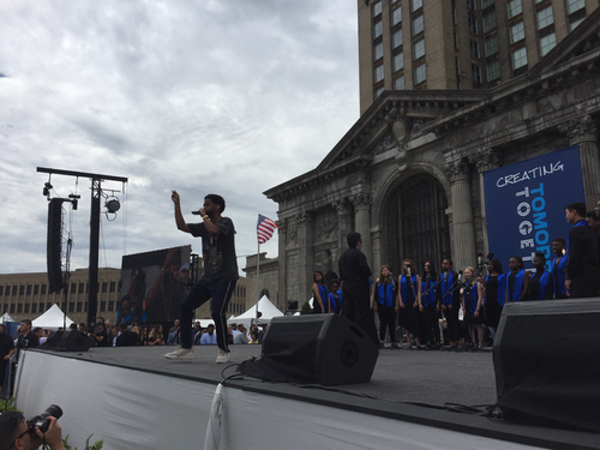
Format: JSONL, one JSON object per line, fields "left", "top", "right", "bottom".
{"left": 0, "top": 410, "right": 65, "bottom": 450}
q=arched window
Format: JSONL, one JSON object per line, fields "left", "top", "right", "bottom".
{"left": 385, "top": 174, "right": 451, "bottom": 274}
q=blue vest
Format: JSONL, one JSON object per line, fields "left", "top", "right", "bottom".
{"left": 400, "top": 275, "right": 418, "bottom": 306}
{"left": 552, "top": 253, "right": 568, "bottom": 297}
{"left": 462, "top": 281, "right": 479, "bottom": 316}
{"left": 506, "top": 269, "right": 525, "bottom": 302}
{"left": 485, "top": 273, "right": 506, "bottom": 307}
{"left": 421, "top": 279, "right": 437, "bottom": 308}
{"left": 440, "top": 271, "right": 455, "bottom": 307}
{"left": 534, "top": 269, "right": 551, "bottom": 300}
{"left": 328, "top": 290, "right": 342, "bottom": 314}
{"left": 318, "top": 285, "right": 329, "bottom": 312}
{"left": 376, "top": 279, "right": 395, "bottom": 309}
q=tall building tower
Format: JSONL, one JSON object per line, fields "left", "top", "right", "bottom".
{"left": 358, "top": 0, "right": 598, "bottom": 114}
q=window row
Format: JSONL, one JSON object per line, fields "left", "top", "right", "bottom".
{"left": 1, "top": 281, "right": 119, "bottom": 296}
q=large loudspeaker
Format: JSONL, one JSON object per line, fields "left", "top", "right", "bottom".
{"left": 237, "top": 314, "right": 379, "bottom": 386}
{"left": 494, "top": 299, "right": 600, "bottom": 433}
{"left": 54, "top": 331, "right": 94, "bottom": 352}
{"left": 38, "top": 330, "right": 64, "bottom": 350}
{"left": 47, "top": 198, "right": 65, "bottom": 293}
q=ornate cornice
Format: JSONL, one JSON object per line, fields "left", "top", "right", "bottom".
{"left": 559, "top": 114, "right": 598, "bottom": 144}
{"left": 351, "top": 193, "right": 372, "bottom": 208}
{"left": 468, "top": 148, "right": 502, "bottom": 173}
{"left": 445, "top": 157, "right": 471, "bottom": 181}
{"left": 332, "top": 198, "right": 351, "bottom": 214}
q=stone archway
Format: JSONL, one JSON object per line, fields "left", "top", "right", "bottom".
{"left": 383, "top": 173, "right": 451, "bottom": 276}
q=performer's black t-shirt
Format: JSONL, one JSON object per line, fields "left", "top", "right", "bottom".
{"left": 188, "top": 217, "right": 239, "bottom": 282}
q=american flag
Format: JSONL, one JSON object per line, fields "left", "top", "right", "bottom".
{"left": 257, "top": 214, "right": 278, "bottom": 244}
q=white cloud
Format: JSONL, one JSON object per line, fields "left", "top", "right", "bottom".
{"left": 0, "top": 0, "right": 359, "bottom": 274}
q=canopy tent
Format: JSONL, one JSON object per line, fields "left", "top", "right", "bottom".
{"left": 32, "top": 304, "right": 74, "bottom": 330}
{"left": 0, "top": 312, "right": 15, "bottom": 324}
{"left": 228, "top": 296, "right": 284, "bottom": 327}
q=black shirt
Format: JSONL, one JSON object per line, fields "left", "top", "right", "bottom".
{"left": 116, "top": 330, "right": 139, "bottom": 347}
{"left": 0, "top": 332, "right": 14, "bottom": 359}
{"left": 566, "top": 221, "right": 600, "bottom": 280}
{"left": 188, "top": 217, "right": 239, "bottom": 282}
{"left": 16, "top": 331, "right": 39, "bottom": 360}
{"left": 338, "top": 247, "right": 372, "bottom": 282}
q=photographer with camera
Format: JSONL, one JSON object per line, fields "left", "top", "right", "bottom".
{"left": 0, "top": 405, "right": 65, "bottom": 450}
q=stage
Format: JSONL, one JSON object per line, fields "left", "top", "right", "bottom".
{"left": 13, "top": 344, "right": 600, "bottom": 450}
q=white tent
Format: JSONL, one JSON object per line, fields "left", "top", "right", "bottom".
{"left": 32, "top": 304, "right": 74, "bottom": 330}
{"left": 228, "top": 295, "right": 284, "bottom": 327}
{"left": 0, "top": 312, "right": 15, "bottom": 324}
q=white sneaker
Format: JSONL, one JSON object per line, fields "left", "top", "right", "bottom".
{"left": 165, "top": 347, "right": 194, "bottom": 360}
{"left": 215, "top": 349, "right": 229, "bottom": 364}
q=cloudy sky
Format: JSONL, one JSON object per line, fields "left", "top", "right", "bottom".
{"left": 0, "top": 1, "right": 360, "bottom": 275}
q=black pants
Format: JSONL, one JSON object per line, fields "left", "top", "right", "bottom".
{"left": 342, "top": 280, "right": 379, "bottom": 347}
{"left": 571, "top": 274, "right": 600, "bottom": 298}
{"left": 377, "top": 308, "right": 397, "bottom": 342}
{"left": 443, "top": 305, "right": 460, "bottom": 343}
{"left": 420, "top": 310, "right": 439, "bottom": 345}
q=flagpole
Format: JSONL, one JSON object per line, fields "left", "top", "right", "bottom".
{"left": 255, "top": 240, "right": 260, "bottom": 327}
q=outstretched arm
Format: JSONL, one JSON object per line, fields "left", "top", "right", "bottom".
{"left": 171, "top": 190, "right": 191, "bottom": 233}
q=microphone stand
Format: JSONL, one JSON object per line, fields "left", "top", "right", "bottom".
{"left": 422, "top": 276, "right": 442, "bottom": 297}
{"left": 405, "top": 269, "right": 418, "bottom": 306}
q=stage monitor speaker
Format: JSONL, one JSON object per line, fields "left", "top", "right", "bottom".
{"left": 54, "top": 331, "right": 94, "bottom": 352}
{"left": 38, "top": 330, "right": 64, "bottom": 350}
{"left": 493, "top": 298, "right": 600, "bottom": 433}
{"left": 47, "top": 198, "right": 65, "bottom": 293}
{"left": 237, "top": 314, "right": 379, "bottom": 386}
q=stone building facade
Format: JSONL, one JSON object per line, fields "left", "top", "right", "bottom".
{"left": 265, "top": 11, "right": 600, "bottom": 306}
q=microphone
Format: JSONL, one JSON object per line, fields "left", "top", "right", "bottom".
{"left": 477, "top": 252, "right": 483, "bottom": 266}
{"left": 457, "top": 270, "right": 463, "bottom": 283}
{"left": 191, "top": 211, "right": 201, "bottom": 215}
{"left": 485, "top": 252, "right": 494, "bottom": 264}
{"left": 406, "top": 266, "right": 411, "bottom": 277}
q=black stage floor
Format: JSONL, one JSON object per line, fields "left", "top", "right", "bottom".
{"left": 33, "top": 344, "right": 600, "bottom": 449}
{"left": 45, "top": 343, "right": 496, "bottom": 406}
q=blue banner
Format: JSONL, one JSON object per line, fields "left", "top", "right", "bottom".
{"left": 484, "top": 145, "right": 585, "bottom": 271}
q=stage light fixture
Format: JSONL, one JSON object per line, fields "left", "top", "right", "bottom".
{"left": 43, "top": 182, "right": 53, "bottom": 197}
{"left": 105, "top": 198, "right": 120, "bottom": 213}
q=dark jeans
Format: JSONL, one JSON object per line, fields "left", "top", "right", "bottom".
{"left": 180, "top": 278, "right": 236, "bottom": 352}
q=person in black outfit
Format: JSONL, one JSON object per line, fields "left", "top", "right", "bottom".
{"left": 564, "top": 202, "right": 600, "bottom": 298}
{"left": 420, "top": 261, "right": 440, "bottom": 349}
{"left": 483, "top": 258, "right": 505, "bottom": 342}
{"left": 551, "top": 238, "right": 569, "bottom": 299}
{"left": 116, "top": 322, "right": 139, "bottom": 346}
{"left": 528, "top": 251, "right": 554, "bottom": 301}
{"left": 0, "top": 324, "right": 15, "bottom": 397}
{"left": 371, "top": 265, "right": 399, "bottom": 348}
{"left": 439, "top": 258, "right": 461, "bottom": 349}
{"left": 338, "top": 232, "right": 378, "bottom": 346}
{"left": 15, "top": 319, "right": 39, "bottom": 361}
{"left": 585, "top": 211, "right": 600, "bottom": 264}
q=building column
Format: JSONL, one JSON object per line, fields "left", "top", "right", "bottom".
{"left": 469, "top": 148, "right": 502, "bottom": 257}
{"left": 277, "top": 218, "right": 287, "bottom": 312}
{"left": 333, "top": 198, "right": 353, "bottom": 268}
{"left": 352, "top": 193, "right": 373, "bottom": 268}
{"left": 560, "top": 114, "right": 600, "bottom": 210}
{"left": 446, "top": 157, "right": 477, "bottom": 271}
{"left": 296, "top": 211, "right": 314, "bottom": 303}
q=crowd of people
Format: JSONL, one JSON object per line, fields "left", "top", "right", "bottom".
{"left": 313, "top": 201, "right": 600, "bottom": 351}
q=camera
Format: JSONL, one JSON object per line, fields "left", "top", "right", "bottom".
{"left": 26, "top": 405, "right": 63, "bottom": 433}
